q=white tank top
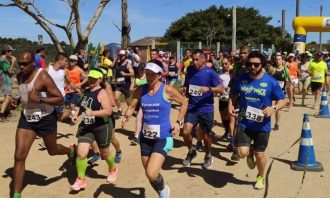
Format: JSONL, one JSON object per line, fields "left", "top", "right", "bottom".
{"left": 19, "top": 68, "right": 54, "bottom": 118}
{"left": 48, "top": 65, "right": 65, "bottom": 97}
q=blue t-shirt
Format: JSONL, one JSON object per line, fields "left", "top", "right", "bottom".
{"left": 186, "top": 66, "right": 221, "bottom": 113}
{"left": 232, "top": 73, "right": 285, "bottom": 133}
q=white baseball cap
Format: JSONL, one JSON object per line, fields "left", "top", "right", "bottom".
{"left": 287, "top": 53, "right": 295, "bottom": 58}
{"left": 145, "top": 63, "right": 163, "bottom": 73}
{"left": 69, "top": 55, "right": 78, "bottom": 61}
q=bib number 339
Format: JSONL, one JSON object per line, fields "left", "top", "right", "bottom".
{"left": 24, "top": 109, "right": 42, "bottom": 122}
{"left": 245, "top": 106, "right": 264, "bottom": 122}
{"left": 142, "top": 124, "right": 160, "bottom": 139}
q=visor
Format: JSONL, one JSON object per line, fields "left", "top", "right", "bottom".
{"left": 88, "top": 69, "right": 103, "bottom": 79}
{"left": 145, "top": 63, "right": 163, "bottom": 73}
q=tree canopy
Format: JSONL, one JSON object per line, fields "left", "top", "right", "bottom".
{"left": 0, "top": 0, "right": 110, "bottom": 53}
{"left": 164, "top": 5, "right": 292, "bottom": 51}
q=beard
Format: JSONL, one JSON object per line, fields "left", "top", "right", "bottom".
{"left": 248, "top": 67, "right": 263, "bottom": 76}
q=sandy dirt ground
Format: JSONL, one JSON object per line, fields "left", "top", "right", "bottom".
{"left": 1, "top": 94, "right": 330, "bottom": 198}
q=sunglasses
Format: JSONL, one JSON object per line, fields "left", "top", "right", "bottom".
{"left": 69, "top": 59, "right": 77, "bottom": 62}
{"left": 18, "top": 60, "right": 33, "bottom": 67}
{"left": 247, "top": 62, "right": 262, "bottom": 68}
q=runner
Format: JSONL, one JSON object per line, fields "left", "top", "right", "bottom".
{"left": 34, "top": 46, "right": 46, "bottom": 69}
{"left": 268, "top": 54, "right": 290, "bottom": 131}
{"left": 218, "top": 58, "right": 235, "bottom": 152}
{"left": 65, "top": 55, "right": 88, "bottom": 116}
{"left": 182, "top": 49, "right": 223, "bottom": 169}
{"left": 74, "top": 67, "right": 121, "bottom": 165}
{"left": 130, "top": 62, "right": 147, "bottom": 145}
{"left": 70, "top": 68, "right": 117, "bottom": 191}
{"left": 46, "top": 53, "right": 73, "bottom": 121}
{"left": 12, "top": 52, "right": 74, "bottom": 198}
{"left": 285, "top": 53, "right": 299, "bottom": 107}
{"left": 228, "top": 51, "right": 287, "bottom": 190}
{"left": 308, "top": 52, "right": 327, "bottom": 109}
{"left": 113, "top": 50, "right": 134, "bottom": 116}
{"left": 167, "top": 56, "right": 179, "bottom": 87}
{"left": 298, "top": 53, "right": 311, "bottom": 106}
{"left": 122, "top": 61, "right": 188, "bottom": 198}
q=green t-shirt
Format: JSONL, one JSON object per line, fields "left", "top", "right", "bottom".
{"left": 0, "top": 56, "right": 12, "bottom": 86}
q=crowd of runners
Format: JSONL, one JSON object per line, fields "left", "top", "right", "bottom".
{"left": 0, "top": 43, "right": 329, "bottom": 198}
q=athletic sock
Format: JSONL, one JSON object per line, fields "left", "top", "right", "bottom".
{"left": 149, "top": 174, "right": 165, "bottom": 194}
{"left": 76, "top": 158, "right": 88, "bottom": 179}
{"left": 106, "top": 154, "right": 116, "bottom": 170}
{"left": 13, "top": 192, "right": 21, "bottom": 198}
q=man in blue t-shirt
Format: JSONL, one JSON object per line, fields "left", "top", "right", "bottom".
{"left": 182, "top": 49, "right": 223, "bottom": 169}
{"left": 228, "top": 51, "right": 287, "bottom": 190}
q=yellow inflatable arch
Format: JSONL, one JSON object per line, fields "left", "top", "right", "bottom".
{"left": 292, "top": 16, "right": 330, "bottom": 53}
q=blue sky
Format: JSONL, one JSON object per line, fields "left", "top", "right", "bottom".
{"left": 0, "top": 0, "right": 329, "bottom": 46}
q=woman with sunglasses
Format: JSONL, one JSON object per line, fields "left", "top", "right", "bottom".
{"left": 122, "top": 60, "right": 188, "bottom": 198}
{"left": 70, "top": 68, "right": 117, "bottom": 191}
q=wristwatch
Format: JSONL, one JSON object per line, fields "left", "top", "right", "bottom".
{"left": 176, "top": 120, "right": 184, "bottom": 126}
{"left": 40, "top": 96, "right": 45, "bottom": 103}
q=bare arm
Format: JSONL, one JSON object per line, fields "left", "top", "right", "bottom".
{"left": 30, "top": 70, "right": 64, "bottom": 105}
{"left": 79, "top": 68, "right": 88, "bottom": 87}
{"left": 122, "top": 86, "right": 142, "bottom": 125}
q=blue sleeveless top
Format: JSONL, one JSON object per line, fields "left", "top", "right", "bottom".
{"left": 140, "top": 83, "right": 172, "bottom": 139}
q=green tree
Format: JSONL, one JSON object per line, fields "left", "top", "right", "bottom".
{"left": 164, "top": 5, "right": 292, "bottom": 50}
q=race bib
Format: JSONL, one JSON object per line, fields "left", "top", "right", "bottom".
{"left": 189, "top": 85, "right": 203, "bottom": 96}
{"left": 83, "top": 115, "right": 95, "bottom": 125}
{"left": 116, "top": 77, "right": 125, "bottom": 84}
{"left": 278, "top": 81, "right": 285, "bottom": 89}
{"left": 245, "top": 106, "right": 264, "bottom": 122}
{"left": 142, "top": 123, "right": 160, "bottom": 139}
{"left": 24, "top": 108, "right": 42, "bottom": 122}
{"left": 169, "top": 71, "right": 176, "bottom": 76}
{"left": 314, "top": 73, "right": 322, "bottom": 80}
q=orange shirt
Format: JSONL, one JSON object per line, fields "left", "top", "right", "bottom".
{"left": 65, "top": 66, "right": 81, "bottom": 93}
{"left": 287, "top": 61, "right": 298, "bottom": 79}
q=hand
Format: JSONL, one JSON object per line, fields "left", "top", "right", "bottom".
{"left": 199, "top": 86, "right": 210, "bottom": 94}
{"left": 28, "top": 88, "right": 41, "bottom": 103}
{"left": 71, "top": 116, "right": 78, "bottom": 124}
{"left": 10, "top": 98, "right": 18, "bottom": 110}
{"left": 262, "top": 106, "right": 274, "bottom": 117}
{"left": 122, "top": 110, "right": 131, "bottom": 128}
{"left": 171, "top": 122, "right": 180, "bottom": 136}
{"left": 228, "top": 106, "right": 238, "bottom": 117}
{"left": 11, "top": 56, "right": 17, "bottom": 63}
{"left": 85, "top": 108, "right": 93, "bottom": 116}
{"left": 120, "top": 71, "right": 126, "bottom": 76}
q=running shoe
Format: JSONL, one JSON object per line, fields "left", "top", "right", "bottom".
{"left": 159, "top": 185, "right": 170, "bottom": 198}
{"left": 202, "top": 155, "right": 213, "bottom": 169}
{"left": 130, "top": 136, "right": 139, "bottom": 145}
{"left": 254, "top": 176, "right": 265, "bottom": 190}
{"left": 273, "top": 124, "right": 279, "bottom": 131}
{"left": 226, "top": 143, "right": 234, "bottom": 151}
{"left": 88, "top": 152, "right": 101, "bottom": 165}
{"left": 106, "top": 168, "right": 118, "bottom": 183}
{"left": 231, "top": 151, "right": 240, "bottom": 161}
{"left": 195, "top": 140, "right": 203, "bottom": 152}
{"left": 246, "top": 151, "right": 256, "bottom": 169}
{"left": 115, "top": 151, "right": 122, "bottom": 163}
{"left": 70, "top": 178, "right": 86, "bottom": 191}
{"left": 182, "top": 148, "right": 197, "bottom": 166}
